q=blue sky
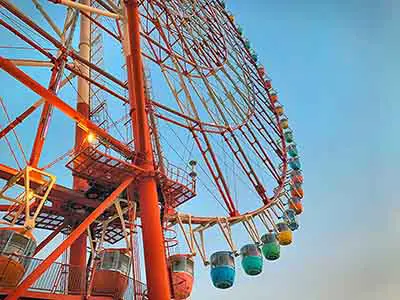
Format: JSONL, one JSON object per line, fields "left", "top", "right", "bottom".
{"left": 0, "top": 0, "right": 399, "bottom": 299}
{"left": 196, "top": 1, "right": 399, "bottom": 299}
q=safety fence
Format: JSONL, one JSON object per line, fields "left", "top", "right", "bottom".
{"left": 1, "top": 255, "right": 147, "bottom": 299}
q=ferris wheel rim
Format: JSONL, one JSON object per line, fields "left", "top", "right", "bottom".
{"left": 164, "top": 151, "right": 289, "bottom": 226}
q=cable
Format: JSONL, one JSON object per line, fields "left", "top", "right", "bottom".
{"left": 158, "top": 123, "right": 229, "bottom": 213}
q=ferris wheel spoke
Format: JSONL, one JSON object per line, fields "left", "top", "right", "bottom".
{"left": 222, "top": 40, "right": 280, "bottom": 131}
{"left": 188, "top": 63, "right": 282, "bottom": 193}
{"left": 140, "top": 0, "right": 228, "bottom": 77}
{"left": 193, "top": 84, "right": 275, "bottom": 189}
{"left": 191, "top": 129, "right": 237, "bottom": 215}
{"left": 213, "top": 67, "right": 283, "bottom": 157}
{"left": 158, "top": 61, "right": 240, "bottom": 216}
{"left": 222, "top": 132, "right": 269, "bottom": 202}
{"left": 160, "top": 68, "right": 198, "bottom": 120}
{"left": 183, "top": 78, "right": 224, "bottom": 125}
{"left": 223, "top": 58, "right": 281, "bottom": 137}
{"left": 237, "top": 125, "right": 282, "bottom": 182}
{"left": 140, "top": 0, "right": 286, "bottom": 213}
{"left": 209, "top": 74, "right": 250, "bottom": 123}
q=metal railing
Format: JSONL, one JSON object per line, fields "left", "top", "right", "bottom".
{"left": 161, "top": 157, "right": 196, "bottom": 194}
{"left": 22, "top": 257, "right": 83, "bottom": 294}
{"left": 0, "top": 254, "right": 147, "bottom": 299}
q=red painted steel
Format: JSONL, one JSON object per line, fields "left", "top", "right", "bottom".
{"left": 33, "top": 223, "right": 65, "bottom": 256}
{"left": 124, "top": 1, "right": 171, "bottom": 299}
{"left": 0, "top": 100, "right": 43, "bottom": 140}
{"left": 4, "top": 177, "right": 134, "bottom": 300}
{"left": 0, "top": 56, "right": 135, "bottom": 159}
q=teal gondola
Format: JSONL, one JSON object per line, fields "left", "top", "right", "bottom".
{"left": 284, "top": 130, "right": 294, "bottom": 143}
{"left": 260, "top": 233, "right": 280, "bottom": 261}
{"left": 210, "top": 251, "right": 236, "bottom": 289}
{"left": 288, "top": 157, "right": 301, "bottom": 170}
{"left": 250, "top": 50, "right": 258, "bottom": 62}
{"left": 244, "top": 39, "right": 251, "bottom": 49}
{"left": 287, "top": 143, "right": 298, "bottom": 157}
{"left": 240, "top": 244, "right": 263, "bottom": 276}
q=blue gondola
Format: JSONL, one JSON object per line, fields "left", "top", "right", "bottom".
{"left": 210, "top": 251, "right": 236, "bottom": 289}
{"left": 284, "top": 209, "right": 299, "bottom": 231}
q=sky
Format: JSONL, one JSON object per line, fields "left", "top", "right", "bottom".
{"left": 195, "top": 1, "right": 399, "bottom": 299}
{"left": 0, "top": 0, "right": 399, "bottom": 299}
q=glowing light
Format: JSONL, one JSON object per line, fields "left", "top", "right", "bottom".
{"left": 87, "top": 133, "right": 97, "bottom": 144}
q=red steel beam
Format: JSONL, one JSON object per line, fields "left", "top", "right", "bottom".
{"left": 125, "top": 1, "right": 171, "bottom": 299}
{"left": 4, "top": 177, "right": 134, "bottom": 300}
{"left": 0, "top": 19, "right": 54, "bottom": 61}
{"left": 29, "top": 66, "right": 63, "bottom": 167}
{"left": 0, "top": 99, "right": 44, "bottom": 140}
{"left": 0, "top": 205, "right": 11, "bottom": 211}
{"left": 0, "top": 56, "right": 135, "bottom": 158}
{"left": 0, "top": 0, "right": 126, "bottom": 89}
{"left": 33, "top": 223, "right": 66, "bottom": 255}
{"left": 80, "top": 11, "right": 120, "bottom": 41}
{"left": 65, "top": 64, "right": 128, "bottom": 103}
{"left": 1, "top": 18, "right": 128, "bottom": 104}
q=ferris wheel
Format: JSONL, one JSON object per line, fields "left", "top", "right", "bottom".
{"left": 0, "top": 0, "right": 304, "bottom": 300}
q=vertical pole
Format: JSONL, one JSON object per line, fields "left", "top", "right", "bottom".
{"left": 124, "top": 1, "right": 171, "bottom": 299}
{"left": 69, "top": 0, "right": 90, "bottom": 294}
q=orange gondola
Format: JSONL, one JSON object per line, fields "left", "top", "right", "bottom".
{"left": 169, "top": 254, "right": 194, "bottom": 299}
{"left": 290, "top": 197, "right": 304, "bottom": 215}
{"left": 0, "top": 227, "right": 36, "bottom": 288}
{"left": 91, "top": 248, "right": 131, "bottom": 299}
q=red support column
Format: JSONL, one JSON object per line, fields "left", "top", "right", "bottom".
{"left": 124, "top": 1, "right": 171, "bottom": 299}
{"left": 69, "top": 2, "right": 91, "bottom": 294}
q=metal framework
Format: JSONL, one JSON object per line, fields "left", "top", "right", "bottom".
{"left": 0, "top": 1, "right": 304, "bottom": 300}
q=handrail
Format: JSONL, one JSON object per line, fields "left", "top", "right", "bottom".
{"left": 0, "top": 254, "right": 147, "bottom": 299}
